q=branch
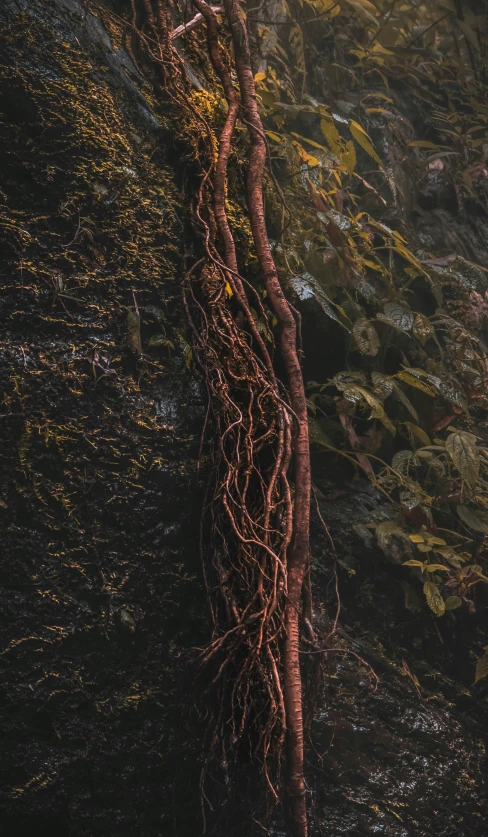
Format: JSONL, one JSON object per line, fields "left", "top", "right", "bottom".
{"left": 170, "top": 6, "right": 222, "bottom": 40}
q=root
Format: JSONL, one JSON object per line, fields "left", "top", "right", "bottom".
{"left": 222, "top": 3, "right": 311, "bottom": 833}
{"left": 131, "top": 3, "right": 312, "bottom": 834}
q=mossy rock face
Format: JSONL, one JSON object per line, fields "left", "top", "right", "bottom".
{"left": 0, "top": 3, "right": 206, "bottom": 834}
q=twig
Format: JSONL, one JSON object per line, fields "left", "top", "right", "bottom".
{"left": 170, "top": 6, "right": 222, "bottom": 40}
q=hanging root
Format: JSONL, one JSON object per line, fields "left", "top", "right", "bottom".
{"left": 131, "top": 2, "right": 311, "bottom": 834}
{"left": 185, "top": 256, "right": 292, "bottom": 801}
{"left": 221, "top": 3, "right": 311, "bottom": 833}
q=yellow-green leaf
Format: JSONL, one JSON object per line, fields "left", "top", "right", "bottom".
{"left": 424, "top": 564, "right": 449, "bottom": 572}
{"left": 351, "top": 385, "right": 396, "bottom": 434}
{"left": 349, "top": 119, "right": 383, "bottom": 167}
{"left": 404, "top": 422, "right": 432, "bottom": 447}
{"left": 475, "top": 652, "right": 488, "bottom": 683}
{"left": 343, "top": 0, "right": 379, "bottom": 26}
{"left": 365, "top": 107, "right": 391, "bottom": 115}
{"left": 265, "top": 131, "right": 282, "bottom": 143}
{"left": 370, "top": 43, "right": 394, "bottom": 56}
{"left": 426, "top": 536, "right": 447, "bottom": 546}
{"left": 342, "top": 140, "right": 356, "bottom": 175}
{"left": 290, "top": 132, "right": 329, "bottom": 152}
{"left": 320, "top": 118, "right": 343, "bottom": 157}
{"left": 409, "top": 140, "right": 442, "bottom": 149}
{"left": 396, "top": 372, "right": 436, "bottom": 397}
{"left": 289, "top": 23, "right": 305, "bottom": 75}
{"left": 423, "top": 581, "right": 445, "bottom": 617}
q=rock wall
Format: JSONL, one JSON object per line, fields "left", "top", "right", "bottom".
{"left": 0, "top": 2, "right": 206, "bottom": 834}
{"left": 1, "top": 2, "right": 487, "bottom": 836}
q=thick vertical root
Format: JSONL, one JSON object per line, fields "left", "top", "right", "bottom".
{"left": 222, "top": 2, "right": 311, "bottom": 834}
{"left": 132, "top": 2, "right": 312, "bottom": 834}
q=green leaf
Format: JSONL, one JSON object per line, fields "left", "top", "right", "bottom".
{"left": 423, "top": 581, "right": 446, "bottom": 617}
{"left": 377, "top": 302, "right": 414, "bottom": 332}
{"left": 403, "top": 559, "right": 425, "bottom": 567}
{"left": 346, "top": 385, "right": 396, "bottom": 434}
{"left": 392, "top": 449, "right": 413, "bottom": 474}
{"left": 376, "top": 520, "right": 405, "bottom": 536}
{"left": 352, "top": 319, "right": 380, "bottom": 356}
{"left": 457, "top": 19, "right": 480, "bottom": 52}
{"left": 457, "top": 504, "right": 488, "bottom": 533}
{"left": 389, "top": 240, "right": 425, "bottom": 272}
{"left": 393, "top": 384, "right": 418, "bottom": 422}
{"left": 291, "top": 273, "right": 345, "bottom": 326}
{"left": 427, "top": 376, "right": 468, "bottom": 411}
{"left": 365, "top": 107, "right": 392, "bottom": 115}
{"left": 147, "top": 334, "right": 174, "bottom": 349}
{"left": 372, "top": 371, "right": 394, "bottom": 399}
{"left": 435, "top": 547, "right": 465, "bottom": 569}
{"left": 446, "top": 432, "right": 480, "bottom": 486}
{"left": 475, "top": 652, "right": 488, "bottom": 683}
{"left": 290, "top": 132, "right": 330, "bottom": 153}
{"left": 404, "top": 422, "right": 432, "bottom": 447}
{"left": 444, "top": 595, "right": 462, "bottom": 611}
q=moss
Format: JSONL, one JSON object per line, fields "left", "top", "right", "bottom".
{"left": 0, "top": 7, "right": 206, "bottom": 833}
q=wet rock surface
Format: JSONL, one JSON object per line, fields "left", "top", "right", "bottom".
{"left": 304, "top": 486, "right": 488, "bottom": 837}
{"left": 306, "top": 480, "right": 488, "bottom": 836}
{"left": 0, "top": 2, "right": 205, "bottom": 834}
{"left": 1, "top": 2, "right": 487, "bottom": 836}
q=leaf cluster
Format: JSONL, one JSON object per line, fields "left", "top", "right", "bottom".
{"left": 248, "top": 0, "right": 488, "bottom": 680}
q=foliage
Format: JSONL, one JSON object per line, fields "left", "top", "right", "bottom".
{"left": 240, "top": 0, "right": 488, "bottom": 678}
